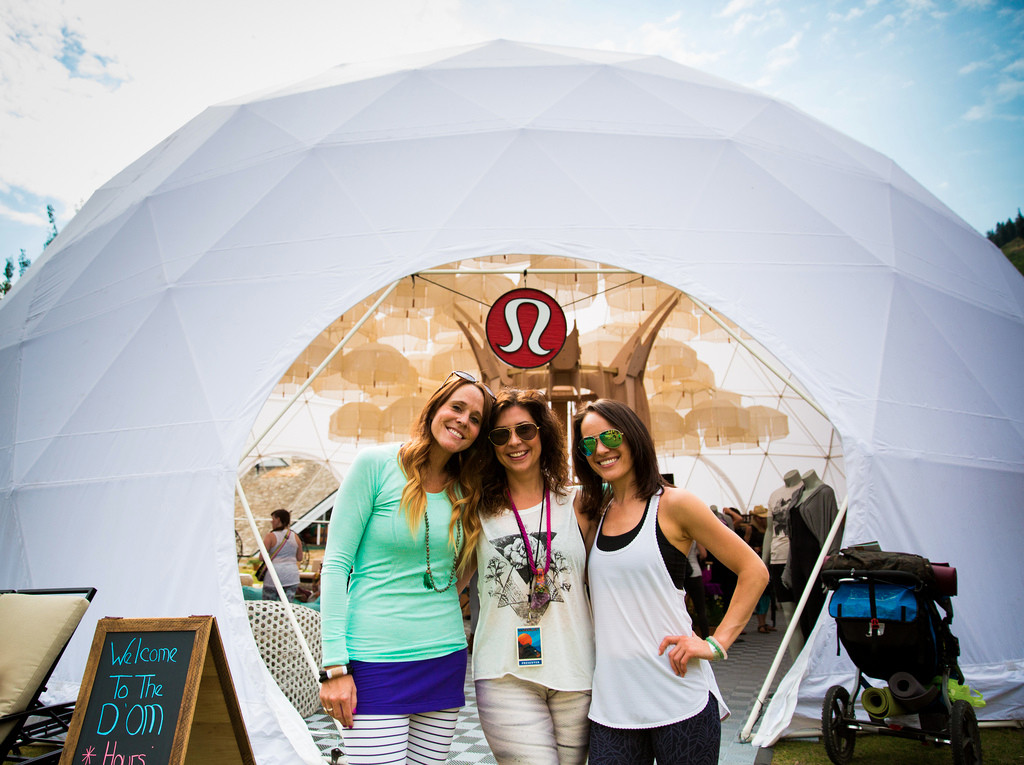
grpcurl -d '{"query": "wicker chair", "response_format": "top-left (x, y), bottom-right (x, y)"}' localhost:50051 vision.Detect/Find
top-left (245, 601), bottom-right (322, 718)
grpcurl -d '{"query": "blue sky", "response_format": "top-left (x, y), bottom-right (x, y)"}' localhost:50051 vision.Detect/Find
top-left (1, 0), bottom-right (1022, 279)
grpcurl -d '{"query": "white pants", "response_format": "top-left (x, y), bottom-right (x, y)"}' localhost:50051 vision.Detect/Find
top-left (475, 676), bottom-right (591, 765)
top-left (340, 708), bottom-right (459, 765)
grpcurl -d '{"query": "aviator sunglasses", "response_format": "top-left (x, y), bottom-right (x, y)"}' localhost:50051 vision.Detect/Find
top-left (577, 429), bottom-right (624, 456)
top-left (443, 370), bottom-right (495, 400)
top-left (488, 422), bottom-right (540, 446)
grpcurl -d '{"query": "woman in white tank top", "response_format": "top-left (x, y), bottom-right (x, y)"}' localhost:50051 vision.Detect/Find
top-left (571, 399), bottom-right (769, 765)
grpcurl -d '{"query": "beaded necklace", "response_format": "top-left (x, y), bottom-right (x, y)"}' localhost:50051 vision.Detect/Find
top-left (422, 508), bottom-right (463, 592)
top-left (507, 486), bottom-right (552, 610)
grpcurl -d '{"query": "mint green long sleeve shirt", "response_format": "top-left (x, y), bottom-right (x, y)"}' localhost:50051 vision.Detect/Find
top-left (321, 443), bottom-right (467, 666)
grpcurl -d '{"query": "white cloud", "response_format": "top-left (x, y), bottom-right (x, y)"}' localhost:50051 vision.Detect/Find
top-left (718, 0), bottom-right (760, 19)
top-left (626, 13), bottom-right (724, 69)
top-left (995, 78), bottom-right (1024, 99)
top-left (1003, 58), bottom-right (1024, 74)
top-left (764, 30), bottom-right (801, 76)
top-left (962, 103), bottom-right (989, 121)
top-left (961, 66), bottom-right (1024, 123)
top-left (959, 60), bottom-right (986, 75)
top-left (900, 0), bottom-right (937, 22)
top-left (0, 0), bottom-right (478, 213)
top-left (0, 201), bottom-right (48, 227)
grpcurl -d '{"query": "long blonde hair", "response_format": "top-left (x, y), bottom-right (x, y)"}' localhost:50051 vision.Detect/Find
top-left (398, 375), bottom-right (493, 574)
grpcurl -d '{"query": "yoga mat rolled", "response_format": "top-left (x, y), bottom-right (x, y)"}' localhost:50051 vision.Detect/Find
top-left (889, 672), bottom-right (940, 712)
top-left (861, 687), bottom-right (907, 718)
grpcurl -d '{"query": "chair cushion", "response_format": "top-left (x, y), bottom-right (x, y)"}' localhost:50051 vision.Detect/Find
top-left (246, 601), bottom-right (322, 717)
top-left (0, 593), bottom-right (90, 741)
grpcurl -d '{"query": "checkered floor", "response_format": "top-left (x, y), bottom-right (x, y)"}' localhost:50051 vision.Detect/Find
top-left (305, 613), bottom-right (793, 764)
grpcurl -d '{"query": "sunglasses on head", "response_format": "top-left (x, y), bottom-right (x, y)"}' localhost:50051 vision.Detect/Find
top-left (443, 370), bottom-right (495, 400)
top-left (577, 429), bottom-right (624, 456)
top-left (488, 422), bottom-right (539, 446)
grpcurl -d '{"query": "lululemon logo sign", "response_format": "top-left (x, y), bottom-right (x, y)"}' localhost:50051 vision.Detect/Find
top-left (486, 288), bottom-right (567, 369)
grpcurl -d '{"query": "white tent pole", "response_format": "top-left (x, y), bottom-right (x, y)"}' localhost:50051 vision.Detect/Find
top-left (420, 267), bottom-right (631, 274)
top-left (739, 494), bottom-right (849, 742)
top-left (236, 477), bottom-right (321, 680)
top-left (241, 279), bottom-right (401, 463)
top-left (687, 294), bottom-right (828, 421)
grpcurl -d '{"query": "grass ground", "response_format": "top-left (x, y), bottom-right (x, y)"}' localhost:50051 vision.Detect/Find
top-left (770, 726), bottom-right (1024, 764)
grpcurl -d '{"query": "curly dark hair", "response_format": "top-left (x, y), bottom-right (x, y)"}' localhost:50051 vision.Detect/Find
top-left (571, 398), bottom-right (667, 520)
top-left (478, 388), bottom-right (570, 516)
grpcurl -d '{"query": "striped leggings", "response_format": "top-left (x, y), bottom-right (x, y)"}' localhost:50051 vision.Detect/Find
top-left (339, 708), bottom-right (459, 765)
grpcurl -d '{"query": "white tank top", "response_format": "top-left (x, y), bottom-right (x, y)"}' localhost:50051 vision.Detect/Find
top-left (472, 487), bottom-right (595, 690)
top-left (588, 492), bottom-right (728, 728)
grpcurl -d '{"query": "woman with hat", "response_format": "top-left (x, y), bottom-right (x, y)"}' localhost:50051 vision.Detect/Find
top-left (748, 505), bottom-right (775, 633)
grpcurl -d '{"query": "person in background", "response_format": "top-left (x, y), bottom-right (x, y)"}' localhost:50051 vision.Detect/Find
top-left (573, 399), bottom-right (768, 765)
top-left (470, 388), bottom-right (595, 765)
top-left (684, 538), bottom-right (710, 639)
top-left (748, 505), bottom-right (775, 633)
top-left (318, 371), bottom-right (494, 765)
top-left (260, 508), bottom-right (303, 602)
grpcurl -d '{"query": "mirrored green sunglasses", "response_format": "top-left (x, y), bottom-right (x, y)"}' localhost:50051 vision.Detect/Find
top-left (578, 429), bottom-right (624, 456)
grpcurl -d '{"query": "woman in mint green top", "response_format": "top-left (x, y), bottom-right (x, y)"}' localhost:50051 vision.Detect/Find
top-left (319, 372), bottom-right (493, 765)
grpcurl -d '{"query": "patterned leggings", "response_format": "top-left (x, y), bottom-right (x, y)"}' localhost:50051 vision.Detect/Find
top-left (340, 708), bottom-right (459, 765)
top-left (589, 693), bottom-right (719, 765)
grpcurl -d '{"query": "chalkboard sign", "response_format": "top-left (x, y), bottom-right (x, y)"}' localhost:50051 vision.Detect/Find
top-left (60, 616), bottom-right (254, 765)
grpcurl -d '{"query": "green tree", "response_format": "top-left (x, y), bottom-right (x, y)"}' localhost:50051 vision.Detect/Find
top-left (987, 209), bottom-right (1023, 248)
top-left (44, 204), bottom-right (59, 248)
top-left (1, 258), bottom-right (14, 296)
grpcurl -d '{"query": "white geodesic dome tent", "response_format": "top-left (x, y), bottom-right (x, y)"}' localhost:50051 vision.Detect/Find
top-left (1, 40), bottom-right (1022, 762)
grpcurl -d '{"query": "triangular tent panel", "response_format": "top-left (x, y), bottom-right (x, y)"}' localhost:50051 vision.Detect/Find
top-left (1, 41), bottom-right (1022, 763)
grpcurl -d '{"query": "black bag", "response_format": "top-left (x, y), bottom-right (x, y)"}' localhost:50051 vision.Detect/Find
top-left (822, 547), bottom-right (936, 592)
top-left (255, 562), bottom-right (267, 581)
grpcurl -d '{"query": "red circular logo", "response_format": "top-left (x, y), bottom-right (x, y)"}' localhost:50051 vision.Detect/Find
top-left (486, 288), bottom-right (567, 369)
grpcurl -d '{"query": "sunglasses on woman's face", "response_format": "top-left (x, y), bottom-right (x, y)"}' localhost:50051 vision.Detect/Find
top-left (443, 370), bottom-right (495, 400)
top-left (488, 422), bottom-right (539, 446)
top-left (577, 429), bottom-right (624, 456)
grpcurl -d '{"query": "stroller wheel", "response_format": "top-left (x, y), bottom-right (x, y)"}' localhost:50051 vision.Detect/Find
top-left (950, 699), bottom-right (982, 765)
top-left (822, 685), bottom-right (856, 765)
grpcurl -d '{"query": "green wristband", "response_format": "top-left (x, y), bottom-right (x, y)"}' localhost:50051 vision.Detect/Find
top-left (705, 636), bottom-right (727, 661)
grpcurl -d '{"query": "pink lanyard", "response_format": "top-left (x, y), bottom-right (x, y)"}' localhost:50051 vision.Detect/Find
top-left (507, 487), bottom-right (552, 582)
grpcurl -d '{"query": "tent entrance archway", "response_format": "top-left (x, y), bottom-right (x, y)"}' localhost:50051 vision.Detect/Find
top-left (242, 253), bottom-right (845, 529)
top-left (238, 252), bottom-right (849, 746)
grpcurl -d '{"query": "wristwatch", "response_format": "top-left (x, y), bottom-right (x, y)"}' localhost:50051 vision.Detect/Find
top-left (319, 665), bottom-right (352, 683)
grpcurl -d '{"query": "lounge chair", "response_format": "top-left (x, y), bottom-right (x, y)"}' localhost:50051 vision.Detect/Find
top-left (0, 588), bottom-right (96, 764)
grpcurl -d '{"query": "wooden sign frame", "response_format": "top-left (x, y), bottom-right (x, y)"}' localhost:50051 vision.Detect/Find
top-left (60, 616), bottom-right (254, 765)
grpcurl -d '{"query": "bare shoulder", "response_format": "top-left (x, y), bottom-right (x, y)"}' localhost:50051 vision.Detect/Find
top-left (659, 486), bottom-right (708, 520)
top-left (658, 486), bottom-right (721, 543)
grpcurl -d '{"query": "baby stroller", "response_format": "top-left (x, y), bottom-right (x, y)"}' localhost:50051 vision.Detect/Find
top-left (818, 547), bottom-right (982, 765)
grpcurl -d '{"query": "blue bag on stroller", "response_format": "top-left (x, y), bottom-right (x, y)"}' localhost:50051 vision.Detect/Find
top-left (816, 547), bottom-right (981, 765)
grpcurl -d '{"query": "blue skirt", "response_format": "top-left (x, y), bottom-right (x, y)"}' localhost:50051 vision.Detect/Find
top-left (349, 649), bottom-right (467, 715)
